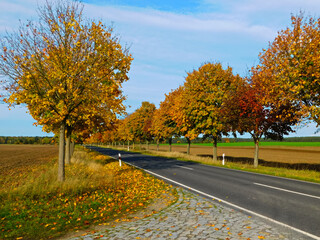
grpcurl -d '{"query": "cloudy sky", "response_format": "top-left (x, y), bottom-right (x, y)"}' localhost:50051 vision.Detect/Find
top-left (1, 0), bottom-right (320, 137)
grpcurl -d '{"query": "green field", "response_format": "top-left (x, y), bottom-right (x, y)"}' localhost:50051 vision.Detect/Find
top-left (170, 142), bottom-right (320, 147)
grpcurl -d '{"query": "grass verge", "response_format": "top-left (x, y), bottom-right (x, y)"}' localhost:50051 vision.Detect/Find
top-left (0, 146), bottom-right (175, 240)
top-left (106, 146), bottom-right (320, 184)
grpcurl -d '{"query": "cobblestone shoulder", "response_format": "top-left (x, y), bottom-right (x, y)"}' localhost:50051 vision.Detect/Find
top-left (67, 188), bottom-right (309, 240)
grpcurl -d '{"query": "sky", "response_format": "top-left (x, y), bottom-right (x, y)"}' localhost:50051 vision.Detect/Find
top-left (1, 0), bottom-right (320, 137)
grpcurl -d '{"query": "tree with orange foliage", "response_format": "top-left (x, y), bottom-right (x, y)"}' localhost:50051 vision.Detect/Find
top-left (257, 14), bottom-right (319, 127)
top-left (169, 86), bottom-right (196, 154)
top-left (0, 1), bottom-right (132, 181)
top-left (128, 102), bottom-right (156, 149)
top-left (152, 88), bottom-right (181, 151)
top-left (183, 62), bottom-right (241, 160)
top-left (224, 70), bottom-right (301, 167)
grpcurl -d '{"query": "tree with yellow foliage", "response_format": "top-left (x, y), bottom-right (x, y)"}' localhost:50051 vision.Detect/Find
top-left (183, 62), bottom-right (241, 160)
top-left (0, 0), bottom-right (132, 181)
top-left (257, 14), bottom-right (319, 126)
top-left (128, 102), bottom-right (156, 149)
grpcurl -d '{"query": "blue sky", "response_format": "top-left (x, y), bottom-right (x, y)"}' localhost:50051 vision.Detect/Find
top-left (1, 0), bottom-right (320, 137)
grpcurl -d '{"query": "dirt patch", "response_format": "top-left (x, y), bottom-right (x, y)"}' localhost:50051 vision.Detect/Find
top-left (0, 144), bottom-right (58, 176)
top-left (144, 145), bottom-right (320, 171)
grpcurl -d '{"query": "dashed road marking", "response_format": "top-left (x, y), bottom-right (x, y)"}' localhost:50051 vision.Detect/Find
top-left (175, 165), bottom-right (193, 170)
top-left (254, 182), bottom-right (320, 200)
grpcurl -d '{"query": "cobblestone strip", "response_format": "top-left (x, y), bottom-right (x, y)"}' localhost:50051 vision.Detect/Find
top-left (68, 188), bottom-right (307, 240)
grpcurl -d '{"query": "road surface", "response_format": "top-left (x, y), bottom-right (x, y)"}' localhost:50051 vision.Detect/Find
top-left (87, 146), bottom-right (320, 239)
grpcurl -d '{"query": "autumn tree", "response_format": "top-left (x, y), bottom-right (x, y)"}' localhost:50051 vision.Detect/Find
top-left (257, 14), bottom-right (319, 126)
top-left (116, 118), bottom-right (126, 147)
top-left (151, 88), bottom-right (181, 151)
top-left (0, 0), bottom-right (132, 181)
top-left (224, 71), bottom-right (301, 167)
top-left (122, 116), bottom-right (135, 148)
top-left (169, 86), bottom-right (196, 154)
top-left (128, 102), bottom-right (156, 149)
top-left (151, 109), bottom-right (164, 151)
top-left (183, 62), bottom-right (241, 160)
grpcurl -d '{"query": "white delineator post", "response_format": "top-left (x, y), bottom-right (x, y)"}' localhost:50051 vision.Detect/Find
top-left (222, 153), bottom-right (225, 165)
top-left (118, 153), bottom-right (122, 167)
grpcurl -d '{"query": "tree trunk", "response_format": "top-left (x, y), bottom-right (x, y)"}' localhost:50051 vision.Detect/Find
top-left (186, 137), bottom-right (191, 155)
top-left (169, 138), bottom-right (172, 152)
top-left (157, 139), bottom-right (159, 151)
top-left (133, 142), bottom-right (135, 150)
top-left (147, 140), bottom-right (149, 150)
top-left (65, 135), bottom-right (70, 165)
top-left (58, 121), bottom-right (66, 182)
top-left (65, 127), bottom-right (72, 165)
top-left (213, 136), bottom-right (218, 161)
top-left (70, 141), bottom-right (75, 158)
top-left (254, 138), bottom-right (259, 168)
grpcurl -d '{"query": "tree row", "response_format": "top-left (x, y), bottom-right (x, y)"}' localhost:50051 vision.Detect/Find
top-left (88, 14), bottom-right (320, 168)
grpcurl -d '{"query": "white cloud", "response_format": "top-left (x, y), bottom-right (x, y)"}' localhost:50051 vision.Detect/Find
top-left (84, 3), bottom-right (275, 40)
top-left (0, 0), bottom-right (45, 32)
top-left (204, 0), bottom-right (320, 13)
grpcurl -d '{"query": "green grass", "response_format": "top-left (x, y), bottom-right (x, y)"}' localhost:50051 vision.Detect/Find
top-left (168, 142), bottom-right (320, 147)
top-left (0, 147), bottom-right (175, 240)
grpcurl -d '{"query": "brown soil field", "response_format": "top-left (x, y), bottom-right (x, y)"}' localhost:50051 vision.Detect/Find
top-left (0, 144), bottom-right (59, 176)
top-left (146, 145), bottom-right (320, 171)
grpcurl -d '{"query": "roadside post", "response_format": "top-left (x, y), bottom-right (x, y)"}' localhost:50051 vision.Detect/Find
top-left (222, 153), bottom-right (225, 165)
top-left (118, 153), bottom-right (122, 167)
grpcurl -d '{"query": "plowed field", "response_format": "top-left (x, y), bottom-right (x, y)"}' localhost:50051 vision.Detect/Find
top-left (0, 144), bottom-right (58, 176)
top-left (147, 144), bottom-right (320, 170)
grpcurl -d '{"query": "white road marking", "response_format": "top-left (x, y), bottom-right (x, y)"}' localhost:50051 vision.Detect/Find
top-left (175, 165), bottom-right (193, 170)
top-left (254, 183), bottom-right (320, 200)
top-left (124, 161), bottom-right (320, 240)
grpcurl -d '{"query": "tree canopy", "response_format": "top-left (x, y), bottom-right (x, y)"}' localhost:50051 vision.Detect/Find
top-left (183, 62), bottom-right (242, 160)
top-left (257, 14), bottom-right (320, 125)
top-left (0, 0), bottom-right (132, 181)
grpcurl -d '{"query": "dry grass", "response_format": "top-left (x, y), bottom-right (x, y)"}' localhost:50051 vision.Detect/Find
top-left (0, 144), bottom-right (59, 193)
top-left (110, 145), bottom-right (320, 183)
top-left (1, 146), bottom-right (174, 239)
top-left (0, 146), bottom-right (113, 200)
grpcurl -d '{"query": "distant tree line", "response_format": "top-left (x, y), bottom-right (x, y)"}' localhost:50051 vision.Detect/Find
top-left (0, 136), bottom-right (55, 144)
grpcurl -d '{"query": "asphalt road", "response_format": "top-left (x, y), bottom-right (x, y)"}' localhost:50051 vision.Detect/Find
top-left (87, 146), bottom-right (320, 239)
